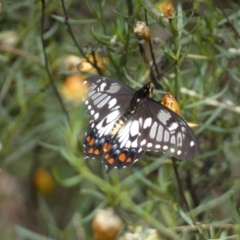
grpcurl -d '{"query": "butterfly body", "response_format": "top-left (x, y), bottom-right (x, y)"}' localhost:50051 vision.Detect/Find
top-left (83, 76), bottom-right (197, 173)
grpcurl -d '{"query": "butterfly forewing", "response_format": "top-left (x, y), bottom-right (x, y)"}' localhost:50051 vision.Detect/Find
top-left (83, 76), bottom-right (144, 171)
top-left (83, 76), bottom-right (134, 122)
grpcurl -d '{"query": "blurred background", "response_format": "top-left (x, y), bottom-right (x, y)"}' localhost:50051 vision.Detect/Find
top-left (0, 0), bottom-right (240, 239)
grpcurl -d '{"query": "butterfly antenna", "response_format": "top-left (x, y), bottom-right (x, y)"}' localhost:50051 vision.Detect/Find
top-left (161, 60), bottom-right (177, 76)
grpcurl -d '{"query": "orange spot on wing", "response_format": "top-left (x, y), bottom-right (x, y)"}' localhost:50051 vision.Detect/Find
top-left (93, 149), bottom-right (100, 155)
top-left (108, 158), bottom-right (114, 165)
top-left (86, 136), bottom-right (91, 143)
top-left (88, 148), bottom-right (94, 154)
top-left (126, 157), bottom-right (132, 163)
top-left (119, 153), bottom-right (126, 162)
top-left (104, 154), bottom-right (110, 160)
top-left (89, 138), bottom-right (95, 146)
top-left (103, 143), bottom-right (112, 152)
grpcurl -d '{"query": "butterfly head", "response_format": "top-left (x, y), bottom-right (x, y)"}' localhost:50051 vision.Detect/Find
top-left (129, 82), bottom-right (155, 112)
top-left (142, 82), bottom-right (154, 99)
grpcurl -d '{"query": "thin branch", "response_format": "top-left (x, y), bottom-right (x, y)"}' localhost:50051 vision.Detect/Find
top-left (144, 8), bottom-right (162, 89)
top-left (126, 0), bottom-right (133, 16)
top-left (172, 158), bottom-right (192, 214)
top-left (175, 223), bottom-right (240, 233)
top-left (40, 0), bottom-right (70, 125)
top-left (172, 158), bottom-right (204, 239)
top-left (60, 0), bottom-right (103, 75)
top-left (216, 0), bottom-right (240, 40)
top-left (0, 45), bottom-right (43, 65)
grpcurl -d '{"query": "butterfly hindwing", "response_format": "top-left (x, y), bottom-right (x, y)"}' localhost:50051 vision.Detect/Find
top-left (84, 120), bottom-right (145, 173)
top-left (134, 98), bottom-right (197, 159)
top-left (103, 141), bottom-right (144, 173)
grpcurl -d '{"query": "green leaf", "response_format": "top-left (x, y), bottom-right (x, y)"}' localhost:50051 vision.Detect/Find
top-left (51, 14), bottom-right (97, 25)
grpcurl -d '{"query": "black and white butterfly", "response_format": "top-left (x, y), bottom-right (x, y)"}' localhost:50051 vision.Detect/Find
top-left (83, 76), bottom-right (197, 173)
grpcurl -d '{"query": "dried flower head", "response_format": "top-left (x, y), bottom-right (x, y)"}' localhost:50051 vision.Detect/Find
top-left (60, 74), bottom-right (88, 105)
top-left (79, 53), bottom-right (106, 73)
top-left (33, 168), bottom-right (55, 195)
top-left (156, 0), bottom-right (175, 19)
top-left (161, 93), bottom-right (181, 116)
top-left (134, 21), bottom-right (150, 42)
top-left (161, 93), bottom-right (198, 128)
top-left (92, 208), bottom-right (123, 240)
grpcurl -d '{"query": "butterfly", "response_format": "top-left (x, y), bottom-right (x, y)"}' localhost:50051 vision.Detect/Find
top-left (83, 76), bottom-right (198, 173)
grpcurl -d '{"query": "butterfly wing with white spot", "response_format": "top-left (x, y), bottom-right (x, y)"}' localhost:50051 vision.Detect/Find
top-left (83, 76), bottom-right (134, 122)
top-left (100, 118), bottom-right (145, 172)
top-left (84, 116), bottom-right (145, 172)
top-left (83, 76), bottom-right (141, 171)
top-left (134, 98), bottom-right (197, 160)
